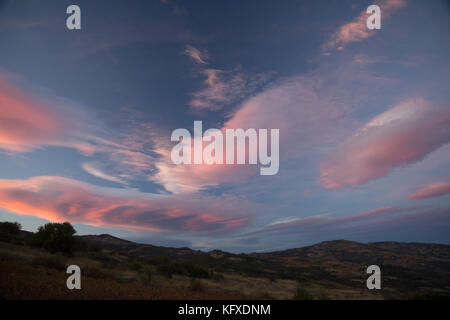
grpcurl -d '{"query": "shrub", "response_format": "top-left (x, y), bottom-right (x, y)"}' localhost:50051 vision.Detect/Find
top-left (89, 251), bottom-right (120, 269)
top-left (73, 236), bottom-right (88, 251)
top-left (83, 266), bottom-right (109, 279)
top-left (141, 269), bottom-right (152, 285)
top-left (258, 292), bottom-right (274, 299)
top-left (129, 260), bottom-right (143, 271)
top-left (31, 222), bottom-right (79, 255)
top-left (0, 221), bottom-right (21, 234)
top-left (211, 272), bottom-right (225, 282)
top-left (318, 287), bottom-right (330, 300)
top-left (32, 255), bottom-right (67, 271)
top-left (88, 243), bottom-right (101, 252)
top-left (0, 251), bottom-right (10, 262)
top-left (148, 256), bottom-right (169, 265)
top-left (293, 285), bottom-right (313, 300)
top-left (188, 279), bottom-right (205, 292)
top-left (157, 261), bottom-right (210, 279)
top-left (185, 263), bottom-right (210, 279)
top-left (404, 291), bottom-right (450, 300)
top-left (157, 263), bottom-right (180, 278)
top-left (0, 222), bottom-right (22, 243)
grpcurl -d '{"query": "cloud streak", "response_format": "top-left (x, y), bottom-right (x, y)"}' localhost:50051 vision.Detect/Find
top-left (321, 99), bottom-right (450, 189)
top-left (183, 45), bottom-right (208, 64)
top-left (0, 73), bottom-right (163, 186)
top-left (244, 205), bottom-right (443, 237)
top-left (324, 0), bottom-right (407, 51)
top-left (183, 45), bottom-right (271, 112)
top-left (408, 181), bottom-right (450, 200)
top-left (0, 176), bottom-right (251, 234)
top-left (0, 74), bottom-right (66, 152)
top-left (81, 162), bottom-right (129, 186)
top-left (189, 69), bottom-right (270, 111)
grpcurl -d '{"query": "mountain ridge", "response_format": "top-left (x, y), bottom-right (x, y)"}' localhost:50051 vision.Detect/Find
top-left (81, 233), bottom-right (450, 255)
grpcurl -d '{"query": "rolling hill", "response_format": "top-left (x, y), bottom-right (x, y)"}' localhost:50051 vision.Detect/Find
top-left (1, 229), bottom-right (449, 299)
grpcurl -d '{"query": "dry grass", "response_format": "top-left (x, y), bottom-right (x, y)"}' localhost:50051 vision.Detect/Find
top-left (0, 258), bottom-right (251, 300)
top-left (0, 243), bottom-right (250, 300)
top-left (0, 242), bottom-right (385, 300)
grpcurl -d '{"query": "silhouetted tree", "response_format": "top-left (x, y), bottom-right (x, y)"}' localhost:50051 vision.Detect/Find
top-left (0, 221), bottom-right (21, 234)
top-left (32, 222), bottom-right (77, 255)
top-left (0, 221), bottom-right (22, 243)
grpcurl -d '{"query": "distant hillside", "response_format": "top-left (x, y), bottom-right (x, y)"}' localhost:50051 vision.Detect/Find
top-left (80, 235), bottom-right (450, 298)
top-left (252, 240), bottom-right (450, 295)
top-left (1, 226), bottom-right (449, 299)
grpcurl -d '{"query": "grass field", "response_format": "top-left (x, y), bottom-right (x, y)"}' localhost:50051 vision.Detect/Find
top-left (0, 241), bottom-right (385, 300)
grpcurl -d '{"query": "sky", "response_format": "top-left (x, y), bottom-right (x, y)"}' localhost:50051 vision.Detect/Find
top-left (0, 0), bottom-right (449, 253)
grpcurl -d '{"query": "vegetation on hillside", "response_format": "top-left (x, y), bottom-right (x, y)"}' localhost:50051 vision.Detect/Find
top-left (1, 221), bottom-right (449, 300)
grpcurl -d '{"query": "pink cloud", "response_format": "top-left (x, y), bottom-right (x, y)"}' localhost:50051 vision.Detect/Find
top-left (408, 181), bottom-right (450, 200)
top-left (321, 99), bottom-right (450, 189)
top-left (0, 176), bottom-right (251, 234)
top-left (183, 45), bottom-right (208, 64)
top-left (0, 73), bottom-right (228, 191)
top-left (0, 73), bottom-right (112, 156)
top-left (0, 74), bottom-right (66, 152)
top-left (190, 70), bottom-right (243, 111)
top-left (324, 0), bottom-right (407, 50)
top-left (183, 44), bottom-right (271, 112)
top-left (0, 74), bottom-right (164, 185)
top-left (155, 45), bottom-right (395, 194)
top-left (151, 66), bottom-right (370, 193)
top-left (188, 69), bottom-right (270, 112)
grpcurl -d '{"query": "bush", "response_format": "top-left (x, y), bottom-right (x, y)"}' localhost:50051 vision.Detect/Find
top-left (157, 263), bottom-right (179, 278)
top-left (157, 261), bottom-right (210, 279)
top-left (83, 266), bottom-right (109, 279)
top-left (0, 251), bottom-right (10, 262)
top-left (141, 269), bottom-right (152, 285)
top-left (211, 272), bottom-right (225, 282)
top-left (88, 243), bottom-right (101, 252)
top-left (293, 285), bottom-right (313, 300)
top-left (185, 263), bottom-right (210, 279)
top-left (188, 279), bottom-right (205, 292)
top-left (32, 255), bottom-right (67, 271)
top-left (0, 221), bottom-right (21, 234)
top-left (0, 222), bottom-right (22, 243)
top-left (318, 288), bottom-right (330, 300)
top-left (258, 292), bottom-right (274, 299)
top-left (31, 222), bottom-right (79, 255)
top-left (404, 291), bottom-right (450, 300)
top-left (129, 260), bottom-right (143, 271)
top-left (148, 256), bottom-right (169, 265)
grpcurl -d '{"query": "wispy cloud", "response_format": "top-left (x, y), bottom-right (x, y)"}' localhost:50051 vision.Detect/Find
top-left (243, 205), bottom-right (438, 237)
top-left (0, 176), bottom-right (252, 234)
top-left (0, 73), bottom-right (162, 186)
top-left (323, 0), bottom-right (407, 51)
top-left (189, 69), bottom-right (270, 111)
top-left (0, 74), bottom-right (67, 152)
top-left (81, 162), bottom-right (129, 186)
top-left (151, 61), bottom-right (378, 193)
top-left (321, 99), bottom-right (450, 189)
top-left (183, 45), bottom-right (208, 64)
top-left (183, 45), bottom-right (271, 112)
top-left (408, 181), bottom-right (450, 200)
